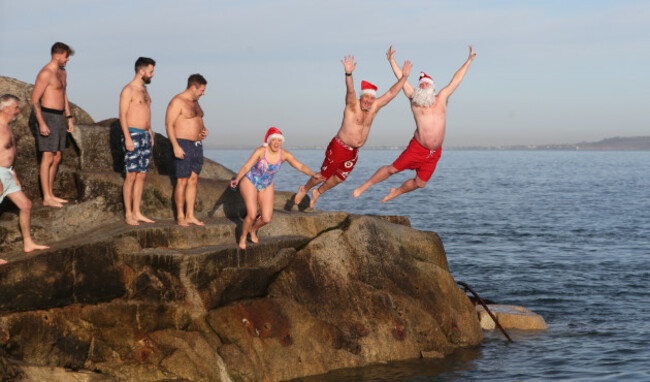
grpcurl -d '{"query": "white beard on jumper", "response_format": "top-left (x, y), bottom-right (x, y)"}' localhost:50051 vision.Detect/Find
top-left (411, 87), bottom-right (436, 107)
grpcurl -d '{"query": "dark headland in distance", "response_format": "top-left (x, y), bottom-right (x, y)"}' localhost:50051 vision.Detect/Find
top-left (208, 136), bottom-right (650, 151)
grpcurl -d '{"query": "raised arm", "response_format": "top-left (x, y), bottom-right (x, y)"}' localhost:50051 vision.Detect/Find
top-left (119, 86), bottom-right (134, 151)
top-left (230, 147), bottom-right (264, 188)
top-left (165, 98), bottom-right (185, 159)
top-left (438, 45), bottom-right (476, 103)
top-left (341, 55), bottom-right (358, 107)
top-left (387, 45), bottom-right (415, 98)
top-left (283, 150), bottom-right (316, 177)
top-left (375, 60), bottom-right (412, 109)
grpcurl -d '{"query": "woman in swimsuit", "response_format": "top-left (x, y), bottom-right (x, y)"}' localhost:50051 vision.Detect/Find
top-left (230, 127), bottom-right (317, 249)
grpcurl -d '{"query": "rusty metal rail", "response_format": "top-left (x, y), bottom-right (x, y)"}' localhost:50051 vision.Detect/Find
top-left (457, 281), bottom-right (513, 343)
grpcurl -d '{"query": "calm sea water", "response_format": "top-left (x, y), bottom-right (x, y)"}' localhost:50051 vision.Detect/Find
top-left (206, 149), bottom-right (650, 381)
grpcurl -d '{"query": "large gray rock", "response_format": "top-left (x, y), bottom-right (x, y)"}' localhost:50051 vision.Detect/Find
top-left (0, 76), bottom-right (482, 381)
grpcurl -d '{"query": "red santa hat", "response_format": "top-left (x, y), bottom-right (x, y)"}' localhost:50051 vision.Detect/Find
top-left (360, 80), bottom-right (377, 97)
top-left (264, 127), bottom-right (284, 146)
top-left (419, 72), bottom-right (434, 87)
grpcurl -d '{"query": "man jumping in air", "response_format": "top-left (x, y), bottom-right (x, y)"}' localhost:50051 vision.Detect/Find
top-left (353, 45), bottom-right (476, 202)
top-left (294, 54), bottom-right (412, 208)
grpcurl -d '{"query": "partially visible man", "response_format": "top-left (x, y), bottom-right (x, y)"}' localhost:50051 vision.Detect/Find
top-left (353, 45), bottom-right (476, 202)
top-left (31, 42), bottom-right (75, 208)
top-left (166, 74), bottom-right (209, 226)
top-left (294, 54), bottom-right (412, 208)
top-left (1, 94), bottom-right (50, 261)
top-left (119, 57), bottom-right (156, 226)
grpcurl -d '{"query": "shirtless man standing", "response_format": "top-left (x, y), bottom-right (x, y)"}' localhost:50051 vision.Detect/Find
top-left (119, 57), bottom-right (156, 226)
top-left (353, 45), bottom-right (476, 202)
top-left (294, 54), bottom-right (412, 208)
top-left (1, 94), bottom-right (49, 261)
top-left (31, 42), bottom-right (75, 208)
top-left (166, 74), bottom-right (209, 226)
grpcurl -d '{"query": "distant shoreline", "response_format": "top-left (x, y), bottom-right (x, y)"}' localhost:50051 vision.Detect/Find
top-left (204, 136), bottom-right (650, 151)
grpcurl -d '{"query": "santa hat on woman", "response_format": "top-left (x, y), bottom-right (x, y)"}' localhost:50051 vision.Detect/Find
top-left (264, 127), bottom-right (284, 146)
top-left (360, 80), bottom-right (378, 96)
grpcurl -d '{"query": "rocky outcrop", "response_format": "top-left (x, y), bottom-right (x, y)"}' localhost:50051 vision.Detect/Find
top-left (0, 76), bottom-right (482, 381)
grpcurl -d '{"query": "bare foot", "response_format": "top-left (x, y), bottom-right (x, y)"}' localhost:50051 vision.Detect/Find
top-left (134, 214), bottom-right (155, 223)
top-left (238, 236), bottom-right (247, 250)
top-left (24, 242), bottom-right (50, 253)
top-left (381, 188), bottom-right (400, 203)
top-left (294, 185), bottom-right (308, 205)
top-left (125, 216), bottom-right (140, 226)
top-left (309, 188), bottom-right (321, 208)
top-left (250, 230), bottom-right (259, 244)
top-left (53, 196), bottom-right (69, 203)
top-left (0, 259), bottom-right (7, 266)
top-left (43, 198), bottom-right (63, 208)
top-left (177, 218), bottom-right (190, 227)
top-left (187, 217), bottom-right (205, 226)
top-left (352, 185), bottom-right (368, 198)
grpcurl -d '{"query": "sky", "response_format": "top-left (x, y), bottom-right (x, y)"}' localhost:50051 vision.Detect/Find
top-left (1, 0), bottom-right (649, 148)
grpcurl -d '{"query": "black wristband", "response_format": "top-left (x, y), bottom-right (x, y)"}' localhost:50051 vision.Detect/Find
top-left (65, 115), bottom-right (73, 119)
top-left (345, 72), bottom-right (352, 77)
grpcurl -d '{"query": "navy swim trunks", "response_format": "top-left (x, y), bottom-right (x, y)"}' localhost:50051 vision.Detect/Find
top-left (175, 138), bottom-right (204, 178)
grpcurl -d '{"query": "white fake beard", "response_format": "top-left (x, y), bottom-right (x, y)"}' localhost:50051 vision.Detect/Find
top-left (411, 87), bottom-right (436, 107)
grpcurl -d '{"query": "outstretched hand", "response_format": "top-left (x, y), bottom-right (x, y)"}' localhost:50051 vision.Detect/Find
top-left (386, 45), bottom-right (396, 61)
top-left (402, 60), bottom-right (412, 78)
top-left (341, 55), bottom-right (357, 74)
top-left (468, 45), bottom-right (476, 60)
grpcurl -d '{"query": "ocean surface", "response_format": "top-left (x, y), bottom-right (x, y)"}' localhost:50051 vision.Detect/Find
top-left (206, 149), bottom-right (650, 382)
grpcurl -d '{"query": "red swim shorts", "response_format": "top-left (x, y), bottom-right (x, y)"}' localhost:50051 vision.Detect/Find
top-left (320, 136), bottom-right (359, 181)
top-left (392, 137), bottom-right (442, 182)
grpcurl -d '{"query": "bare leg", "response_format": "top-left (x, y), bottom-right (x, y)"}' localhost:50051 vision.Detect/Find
top-left (238, 178), bottom-right (259, 250)
top-left (0, 259), bottom-right (7, 265)
top-left (295, 173), bottom-right (324, 205)
top-left (250, 184), bottom-right (274, 243)
top-left (175, 177), bottom-right (189, 226)
top-left (185, 172), bottom-right (204, 226)
top-left (310, 175), bottom-right (342, 208)
top-left (7, 191), bottom-right (49, 252)
top-left (123, 171), bottom-right (139, 226)
top-left (40, 151), bottom-right (62, 207)
top-left (50, 151), bottom-right (68, 203)
top-left (133, 172), bottom-right (154, 223)
top-left (381, 176), bottom-right (427, 203)
top-left (353, 165), bottom-right (398, 198)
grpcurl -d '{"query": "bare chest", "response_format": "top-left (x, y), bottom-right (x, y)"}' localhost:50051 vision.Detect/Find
top-left (135, 89), bottom-right (151, 105)
top-left (1, 127), bottom-right (15, 150)
top-left (51, 70), bottom-right (66, 90)
top-left (181, 100), bottom-right (202, 118)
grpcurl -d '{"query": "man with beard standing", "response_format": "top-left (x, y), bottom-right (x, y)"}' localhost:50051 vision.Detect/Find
top-left (353, 45), bottom-right (476, 203)
top-left (31, 42), bottom-right (75, 208)
top-left (166, 74), bottom-right (209, 227)
top-left (294, 54), bottom-right (412, 208)
top-left (119, 57), bottom-right (156, 226)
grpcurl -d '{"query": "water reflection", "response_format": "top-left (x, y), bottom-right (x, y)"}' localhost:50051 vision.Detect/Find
top-left (289, 346), bottom-right (484, 382)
